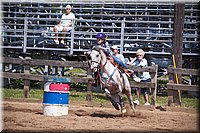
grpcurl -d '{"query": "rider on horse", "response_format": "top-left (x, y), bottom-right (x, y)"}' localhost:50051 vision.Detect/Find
top-left (87, 33), bottom-right (136, 112)
top-left (94, 33), bottom-right (131, 76)
top-left (85, 32), bottom-right (131, 86)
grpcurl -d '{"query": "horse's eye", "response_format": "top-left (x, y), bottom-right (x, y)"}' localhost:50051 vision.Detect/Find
top-left (96, 54), bottom-right (99, 58)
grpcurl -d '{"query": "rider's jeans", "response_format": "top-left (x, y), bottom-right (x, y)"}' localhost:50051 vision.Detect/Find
top-left (112, 55), bottom-right (128, 69)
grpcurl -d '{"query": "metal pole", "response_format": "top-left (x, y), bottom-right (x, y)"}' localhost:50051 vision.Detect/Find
top-left (70, 19), bottom-right (75, 55)
top-left (23, 17), bottom-right (28, 53)
top-left (120, 18), bottom-right (125, 55)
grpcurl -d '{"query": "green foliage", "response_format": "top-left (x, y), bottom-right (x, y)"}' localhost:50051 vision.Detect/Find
top-left (181, 97), bottom-right (200, 109)
top-left (29, 89), bottom-right (44, 99)
top-left (156, 96), bottom-right (168, 106)
top-left (68, 68), bottom-right (86, 73)
top-left (157, 79), bottom-right (168, 85)
top-left (3, 88), bottom-right (24, 98)
top-left (69, 90), bottom-right (86, 101)
top-left (157, 79), bottom-right (168, 96)
top-left (2, 88), bottom-right (43, 99)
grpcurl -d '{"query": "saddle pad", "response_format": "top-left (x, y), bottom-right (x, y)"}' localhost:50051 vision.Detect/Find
top-left (49, 83), bottom-right (70, 92)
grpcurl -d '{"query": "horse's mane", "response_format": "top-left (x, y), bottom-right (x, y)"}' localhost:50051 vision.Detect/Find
top-left (92, 46), bottom-right (108, 60)
top-left (92, 46), bottom-right (101, 53)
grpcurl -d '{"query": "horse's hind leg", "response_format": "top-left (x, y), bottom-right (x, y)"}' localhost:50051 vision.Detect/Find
top-left (123, 74), bottom-right (136, 114)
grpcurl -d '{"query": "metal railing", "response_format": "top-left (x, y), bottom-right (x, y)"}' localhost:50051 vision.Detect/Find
top-left (1, 1), bottom-right (199, 56)
top-left (1, 17), bottom-right (199, 56)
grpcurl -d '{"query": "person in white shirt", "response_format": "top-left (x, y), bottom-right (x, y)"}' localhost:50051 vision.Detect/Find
top-left (53, 5), bottom-right (75, 45)
top-left (127, 49), bottom-right (151, 106)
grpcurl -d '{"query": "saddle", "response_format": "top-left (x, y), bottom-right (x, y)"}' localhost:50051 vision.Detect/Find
top-left (108, 57), bottom-right (133, 77)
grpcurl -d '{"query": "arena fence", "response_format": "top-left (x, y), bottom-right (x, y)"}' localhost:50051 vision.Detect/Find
top-left (2, 57), bottom-right (158, 107)
top-left (167, 66), bottom-right (200, 106)
top-left (1, 56), bottom-right (94, 100)
top-left (2, 57), bottom-right (199, 108)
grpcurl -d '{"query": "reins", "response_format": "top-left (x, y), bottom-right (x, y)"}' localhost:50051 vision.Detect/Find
top-left (97, 55), bottom-right (117, 86)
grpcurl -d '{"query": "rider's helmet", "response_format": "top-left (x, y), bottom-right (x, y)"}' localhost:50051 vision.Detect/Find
top-left (96, 33), bottom-right (106, 40)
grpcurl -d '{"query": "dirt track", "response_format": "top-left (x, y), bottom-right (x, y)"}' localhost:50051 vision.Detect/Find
top-left (2, 98), bottom-right (199, 133)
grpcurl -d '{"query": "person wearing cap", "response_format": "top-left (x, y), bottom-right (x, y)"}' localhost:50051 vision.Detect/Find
top-left (94, 33), bottom-right (128, 70)
top-left (53, 5), bottom-right (75, 45)
top-left (111, 45), bottom-right (125, 63)
top-left (128, 49), bottom-right (151, 106)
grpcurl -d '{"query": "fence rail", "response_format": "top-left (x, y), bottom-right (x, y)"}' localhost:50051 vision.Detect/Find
top-left (128, 64), bottom-right (158, 108)
top-left (167, 67), bottom-right (200, 106)
top-left (1, 57), bottom-right (94, 100)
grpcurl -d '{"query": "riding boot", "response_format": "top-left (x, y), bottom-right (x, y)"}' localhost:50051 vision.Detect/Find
top-left (92, 82), bottom-right (98, 87)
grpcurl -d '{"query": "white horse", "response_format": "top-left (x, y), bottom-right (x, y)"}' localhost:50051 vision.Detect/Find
top-left (89, 46), bottom-right (135, 114)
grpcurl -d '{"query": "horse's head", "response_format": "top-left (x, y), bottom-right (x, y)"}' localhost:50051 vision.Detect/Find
top-left (89, 46), bottom-right (101, 72)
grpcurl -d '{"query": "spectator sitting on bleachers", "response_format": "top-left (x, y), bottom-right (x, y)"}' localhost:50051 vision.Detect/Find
top-left (53, 4), bottom-right (75, 45)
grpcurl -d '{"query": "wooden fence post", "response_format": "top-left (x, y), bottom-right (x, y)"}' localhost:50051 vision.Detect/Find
top-left (167, 66), bottom-right (181, 106)
top-left (86, 68), bottom-right (93, 102)
top-left (23, 57), bottom-right (31, 98)
top-left (151, 65), bottom-right (158, 109)
top-left (167, 72), bottom-right (174, 106)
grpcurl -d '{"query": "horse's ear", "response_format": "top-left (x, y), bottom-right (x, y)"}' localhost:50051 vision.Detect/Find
top-left (92, 46), bottom-right (96, 50)
top-left (92, 46), bottom-right (100, 52)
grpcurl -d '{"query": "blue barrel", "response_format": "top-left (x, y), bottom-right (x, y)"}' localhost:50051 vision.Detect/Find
top-left (43, 91), bottom-right (69, 116)
top-left (43, 91), bottom-right (69, 105)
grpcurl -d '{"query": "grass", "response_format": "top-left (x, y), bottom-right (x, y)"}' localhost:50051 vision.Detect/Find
top-left (2, 88), bottom-right (199, 109)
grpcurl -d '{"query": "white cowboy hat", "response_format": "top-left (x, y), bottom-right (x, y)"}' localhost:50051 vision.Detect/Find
top-left (111, 45), bottom-right (118, 50)
top-left (65, 5), bottom-right (72, 10)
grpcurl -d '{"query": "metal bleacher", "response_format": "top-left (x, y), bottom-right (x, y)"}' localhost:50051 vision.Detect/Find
top-left (1, 0), bottom-right (199, 61)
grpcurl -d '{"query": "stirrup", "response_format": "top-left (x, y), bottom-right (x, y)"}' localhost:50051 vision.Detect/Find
top-left (124, 70), bottom-right (131, 77)
top-left (125, 69), bottom-right (134, 77)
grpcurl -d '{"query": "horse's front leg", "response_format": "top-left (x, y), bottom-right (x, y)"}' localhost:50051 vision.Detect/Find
top-left (125, 88), bottom-right (136, 114)
top-left (118, 90), bottom-right (126, 114)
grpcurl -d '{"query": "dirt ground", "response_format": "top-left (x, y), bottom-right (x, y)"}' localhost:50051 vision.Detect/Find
top-left (2, 98), bottom-right (199, 133)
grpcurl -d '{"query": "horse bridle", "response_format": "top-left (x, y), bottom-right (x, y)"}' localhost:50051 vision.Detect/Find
top-left (90, 48), bottom-right (118, 86)
top-left (90, 48), bottom-right (108, 70)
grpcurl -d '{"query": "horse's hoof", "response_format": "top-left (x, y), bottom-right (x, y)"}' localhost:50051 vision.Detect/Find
top-left (112, 103), bottom-right (120, 110)
top-left (122, 108), bottom-right (126, 114)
